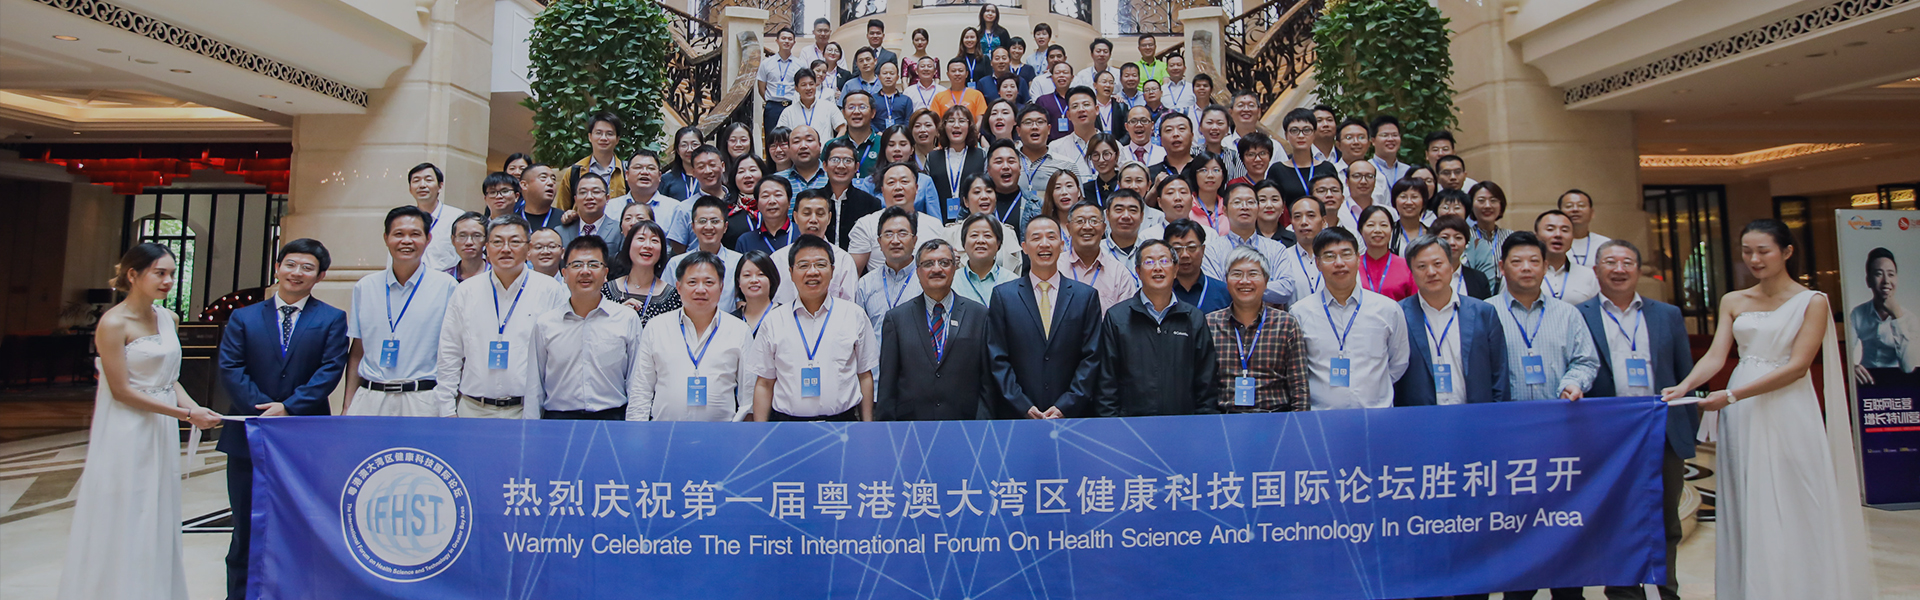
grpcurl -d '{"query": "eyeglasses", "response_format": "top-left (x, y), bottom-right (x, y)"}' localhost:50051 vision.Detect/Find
top-left (1139, 258), bottom-right (1173, 268)
top-left (794, 260), bottom-right (833, 272)
top-left (1599, 258), bottom-right (1639, 269)
top-left (880, 230), bottom-right (914, 241)
top-left (1285, 127), bottom-right (1314, 136)
top-left (1348, 173), bottom-right (1377, 180)
top-left (1127, 117), bottom-right (1155, 124)
top-left (917, 258), bottom-right (957, 269)
top-left (1170, 243), bottom-right (1203, 253)
top-left (1070, 216), bottom-right (1104, 227)
top-left (488, 239), bottom-right (527, 249)
top-left (694, 217), bottom-right (726, 227)
top-left (486, 189), bottom-right (517, 198)
top-left (454, 232), bottom-right (486, 242)
top-left (1340, 134), bottom-right (1369, 142)
top-left (565, 260), bottom-right (607, 270)
top-left (826, 156), bottom-right (857, 165)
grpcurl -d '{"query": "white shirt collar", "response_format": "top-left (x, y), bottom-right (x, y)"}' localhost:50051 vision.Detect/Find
top-left (273, 294), bottom-right (310, 313)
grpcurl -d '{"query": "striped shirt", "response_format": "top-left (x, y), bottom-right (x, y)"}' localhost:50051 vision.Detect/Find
top-left (1493, 291), bottom-right (1601, 400)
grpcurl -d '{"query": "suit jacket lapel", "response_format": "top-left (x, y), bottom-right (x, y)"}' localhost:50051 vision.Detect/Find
top-left (1584, 302), bottom-right (1613, 366)
top-left (1014, 279), bottom-right (1050, 347)
top-left (1646, 301), bottom-right (1666, 381)
top-left (909, 297), bottom-right (942, 369)
top-left (1406, 302), bottom-right (1431, 378)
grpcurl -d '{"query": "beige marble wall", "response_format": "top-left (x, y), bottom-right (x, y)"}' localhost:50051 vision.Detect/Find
top-left (284, 0), bottom-right (496, 308)
top-left (1441, 0), bottom-right (1647, 292)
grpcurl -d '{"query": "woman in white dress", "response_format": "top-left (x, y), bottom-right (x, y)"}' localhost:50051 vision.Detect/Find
top-left (58, 243), bottom-right (221, 600)
top-left (1661, 220), bottom-right (1876, 600)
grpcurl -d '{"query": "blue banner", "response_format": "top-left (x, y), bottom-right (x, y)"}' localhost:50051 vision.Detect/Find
top-left (248, 397), bottom-right (1669, 599)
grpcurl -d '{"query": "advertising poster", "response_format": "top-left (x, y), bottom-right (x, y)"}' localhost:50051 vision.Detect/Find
top-left (1834, 209), bottom-right (1920, 508)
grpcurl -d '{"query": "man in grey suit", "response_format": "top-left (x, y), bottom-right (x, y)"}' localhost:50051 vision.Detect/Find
top-left (878, 239), bottom-right (995, 420)
top-left (557, 172), bottom-right (623, 252)
top-left (1578, 239), bottom-right (1698, 600)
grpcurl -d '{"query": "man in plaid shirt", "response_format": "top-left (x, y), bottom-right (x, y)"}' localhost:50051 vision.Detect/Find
top-left (1207, 245), bottom-right (1311, 412)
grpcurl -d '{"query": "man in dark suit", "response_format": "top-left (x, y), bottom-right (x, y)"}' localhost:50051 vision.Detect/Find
top-left (987, 215), bottom-right (1103, 419)
top-left (215, 239), bottom-right (349, 600)
top-left (1579, 239), bottom-right (1698, 600)
top-left (1396, 236), bottom-right (1509, 406)
top-left (879, 239), bottom-right (995, 420)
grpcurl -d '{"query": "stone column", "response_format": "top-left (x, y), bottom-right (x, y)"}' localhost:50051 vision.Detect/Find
top-left (1441, 0), bottom-right (1645, 290)
top-left (1179, 6), bottom-right (1228, 105)
top-left (723, 7), bottom-right (771, 147)
top-left (283, 0), bottom-right (495, 305)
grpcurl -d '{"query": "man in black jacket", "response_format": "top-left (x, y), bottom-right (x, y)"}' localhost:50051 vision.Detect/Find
top-left (878, 239), bottom-right (995, 420)
top-left (1096, 239), bottom-right (1218, 417)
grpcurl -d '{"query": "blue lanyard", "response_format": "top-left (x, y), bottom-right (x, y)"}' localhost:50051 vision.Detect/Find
top-left (882, 268), bottom-right (914, 309)
top-left (1543, 268), bottom-right (1571, 300)
top-left (927, 303), bottom-right (948, 362)
top-left (1604, 304), bottom-right (1644, 353)
top-left (1201, 200), bottom-right (1222, 230)
top-left (997, 196), bottom-right (1020, 223)
top-left (1071, 258), bottom-right (1101, 285)
top-left (1424, 304), bottom-right (1457, 361)
top-left (795, 301), bottom-right (834, 362)
top-left (877, 93), bottom-right (897, 128)
top-left (750, 303), bottom-right (777, 337)
top-left (491, 277), bottom-right (526, 336)
top-left (623, 278), bottom-right (656, 316)
top-left (1320, 291), bottom-right (1362, 353)
top-left (1505, 300), bottom-right (1545, 350)
top-left (1286, 156), bottom-right (1311, 191)
top-left (681, 319), bottom-right (717, 370)
top-left (1363, 254), bottom-right (1393, 293)
top-left (1233, 310), bottom-right (1265, 374)
top-left (1294, 248), bottom-right (1322, 294)
top-left (386, 273), bottom-right (420, 334)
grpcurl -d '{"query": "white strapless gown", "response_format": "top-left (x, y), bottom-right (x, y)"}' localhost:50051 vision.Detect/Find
top-left (57, 304), bottom-right (190, 600)
top-left (1718, 291), bottom-right (1876, 599)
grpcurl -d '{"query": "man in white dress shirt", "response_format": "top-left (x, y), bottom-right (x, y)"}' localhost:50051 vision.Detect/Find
top-left (605, 149), bottom-right (673, 236)
top-left (1558, 189), bottom-right (1613, 267)
top-left (630, 251), bottom-right (754, 421)
top-left (1533, 210), bottom-right (1601, 304)
top-left (1203, 183), bottom-right (1289, 282)
top-left (527, 235), bottom-right (642, 419)
top-left (435, 215), bottom-right (571, 418)
top-left (1290, 227), bottom-right (1409, 409)
top-left (849, 162), bottom-right (947, 273)
top-left (1070, 38), bottom-right (1120, 90)
top-left (665, 196), bottom-right (746, 313)
top-left (855, 207), bottom-right (925, 339)
top-left (1265, 196), bottom-right (1323, 307)
top-left (1160, 54), bottom-right (1195, 110)
top-left (776, 70), bottom-right (847, 139)
top-left (344, 206), bottom-right (460, 416)
top-left (1047, 86), bottom-right (1100, 181)
top-left (407, 163), bottom-right (464, 273)
top-left (751, 234), bottom-right (880, 421)
top-left (772, 190), bottom-right (859, 305)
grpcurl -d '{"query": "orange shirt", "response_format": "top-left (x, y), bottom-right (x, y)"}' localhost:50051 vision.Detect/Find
top-left (928, 88), bottom-right (987, 120)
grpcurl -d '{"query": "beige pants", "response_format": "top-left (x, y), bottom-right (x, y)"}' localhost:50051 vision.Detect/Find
top-left (345, 388), bottom-right (441, 417)
top-left (457, 394), bottom-right (524, 419)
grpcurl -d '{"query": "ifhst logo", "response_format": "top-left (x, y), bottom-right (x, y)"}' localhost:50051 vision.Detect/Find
top-left (340, 448), bottom-right (471, 582)
top-left (1849, 215), bottom-right (1883, 230)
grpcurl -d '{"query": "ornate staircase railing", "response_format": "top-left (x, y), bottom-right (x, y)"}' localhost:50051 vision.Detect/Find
top-left (703, 0), bottom-right (800, 35)
top-left (662, 4), bottom-right (729, 128)
top-left (1222, 0), bottom-right (1322, 109)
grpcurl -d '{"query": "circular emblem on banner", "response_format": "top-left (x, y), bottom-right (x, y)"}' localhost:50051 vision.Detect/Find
top-left (1901, 217), bottom-right (1911, 231)
top-left (340, 448), bottom-right (471, 582)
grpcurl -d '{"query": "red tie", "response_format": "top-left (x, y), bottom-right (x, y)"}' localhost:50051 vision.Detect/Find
top-left (1134, 147), bottom-right (1147, 163)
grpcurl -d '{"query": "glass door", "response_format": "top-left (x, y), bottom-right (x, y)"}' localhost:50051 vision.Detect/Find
top-left (1644, 185), bottom-right (1732, 335)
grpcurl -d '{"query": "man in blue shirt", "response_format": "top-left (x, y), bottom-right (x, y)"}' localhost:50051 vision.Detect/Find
top-left (1165, 219), bottom-right (1231, 313)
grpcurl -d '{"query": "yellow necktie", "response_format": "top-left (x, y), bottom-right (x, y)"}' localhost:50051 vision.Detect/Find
top-left (1037, 281), bottom-right (1054, 339)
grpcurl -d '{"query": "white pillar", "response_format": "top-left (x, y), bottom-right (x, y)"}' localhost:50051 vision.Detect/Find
top-left (1179, 6), bottom-right (1228, 105)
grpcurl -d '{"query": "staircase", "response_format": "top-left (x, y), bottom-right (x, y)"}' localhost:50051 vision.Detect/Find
top-left (656, 0), bottom-right (1324, 137)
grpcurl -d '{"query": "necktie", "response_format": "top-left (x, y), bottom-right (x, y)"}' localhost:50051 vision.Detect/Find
top-left (583, 223), bottom-right (595, 236)
top-left (1036, 281), bottom-right (1054, 339)
top-left (929, 303), bottom-right (947, 362)
top-left (1134, 147), bottom-right (1147, 163)
top-left (278, 305), bottom-right (298, 356)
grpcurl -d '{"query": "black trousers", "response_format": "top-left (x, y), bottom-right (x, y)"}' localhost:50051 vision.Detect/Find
top-left (543, 405), bottom-right (627, 420)
top-left (224, 453), bottom-right (252, 600)
top-left (762, 99), bottom-right (790, 142)
top-left (769, 406), bottom-right (860, 421)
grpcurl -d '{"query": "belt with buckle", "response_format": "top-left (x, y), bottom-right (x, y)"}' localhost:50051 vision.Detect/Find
top-left (359, 379), bottom-right (437, 393)
top-left (464, 394), bottom-right (523, 407)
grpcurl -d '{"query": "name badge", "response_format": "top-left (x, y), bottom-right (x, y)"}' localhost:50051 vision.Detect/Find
top-left (1056, 117), bottom-right (1069, 132)
top-left (800, 366), bottom-right (823, 398)
top-left (1329, 357), bottom-right (1351, 388)
top-left (379, 339), bottom-right (399, 369)
top-left (687, 376), bottom-right (708, 407)
top-left (1626, 356), bottom-right (1651, 389)
top-left (1233, 376), bottom-right (1256, 407)
top-left (1433, 363), bottom-right (1454, 394)
top-left (944, 196), bottom-right (965, 221)
top-left (1522, 354), bottom-right (1546, 385)
top-left (487, 341), bottom-right (510, 370)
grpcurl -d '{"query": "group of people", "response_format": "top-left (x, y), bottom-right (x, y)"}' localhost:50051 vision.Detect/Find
top-left (60, 16), bottom-right (1874, 600)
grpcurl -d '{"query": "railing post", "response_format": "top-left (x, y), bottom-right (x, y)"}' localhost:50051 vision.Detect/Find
top-left (1179, 6), bottom-right (1228, 103)
top-left (722, 7), bottom-right (771, 144)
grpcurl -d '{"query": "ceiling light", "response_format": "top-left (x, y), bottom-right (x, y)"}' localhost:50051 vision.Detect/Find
top-left (71, 131), bottom-right (81, 135)
top-left (134, 59), bottom-right (157, 64)
top-left (1662, 118), bottom-right (1677, 123)
top-left (1677, 148), bottom-right (1689, 152)
top-left (1890, 27), bottom-right (1914, 34)
top-left (1765, 61), bottom-right (1789, 67)
top-left (97, 48), bottom-right (121, 54)
top-left (1673, 89), bottom-right (1691, 95)
top-left (1844, 41), bottom-right (1868, 47)
top-left (1805, 52), bottom-right (1828, 58)
top-left (259, 94), bottom-right (277, 99)
top-left (52, 35), bottom-right (78, 41)
top-left (170, 68), bottom-right (190, 73)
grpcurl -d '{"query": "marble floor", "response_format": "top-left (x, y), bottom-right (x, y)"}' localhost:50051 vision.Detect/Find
top-left (2, 392), bottom-right (1917, 599)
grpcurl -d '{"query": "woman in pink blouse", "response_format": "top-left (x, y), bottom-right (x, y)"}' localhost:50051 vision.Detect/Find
top-left (1357, 205), bottom-right (1416, 300)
